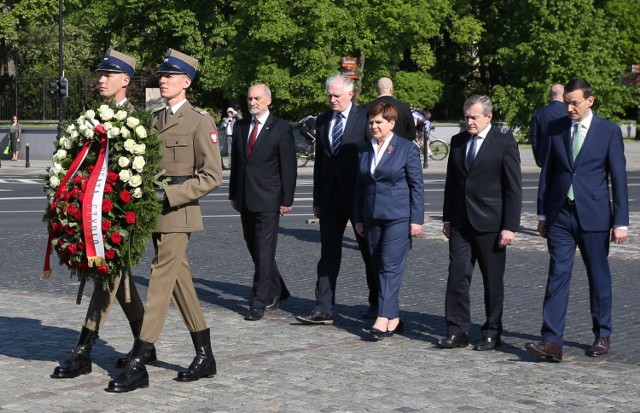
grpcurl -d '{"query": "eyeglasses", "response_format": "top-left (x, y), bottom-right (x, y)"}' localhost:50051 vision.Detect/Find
top-left (563, 99), bottom-right (587, 108)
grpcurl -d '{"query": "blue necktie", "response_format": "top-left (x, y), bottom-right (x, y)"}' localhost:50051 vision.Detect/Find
top-left (466, 134), bottom-right (478, 168)
top-left (332, 112), bottom-right (344, 154)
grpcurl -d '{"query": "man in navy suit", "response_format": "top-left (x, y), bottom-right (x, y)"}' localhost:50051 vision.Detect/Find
top-left (531, 84), bottom-right (567, 167)
top-left (526, 79), bottom-right (628, 362)
top-left (439, 95), bottom-right (522, 351)
top-left (295, 74), bottom-right (376, 324)
top-left (229, 83), bottom-right (297, 321)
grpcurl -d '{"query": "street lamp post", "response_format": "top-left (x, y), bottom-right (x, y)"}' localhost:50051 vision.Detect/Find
top-left (56, 0), bottom-right (64, 140)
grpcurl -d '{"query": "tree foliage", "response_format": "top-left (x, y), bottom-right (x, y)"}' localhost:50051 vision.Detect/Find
top-left (0, 0), bottom-right (638, 132)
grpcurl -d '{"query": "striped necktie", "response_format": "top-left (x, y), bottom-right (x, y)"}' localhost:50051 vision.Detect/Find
top-left (466, 134), bottom-right (478, 168)
top-left (332, 112), bottom-right (344, 154)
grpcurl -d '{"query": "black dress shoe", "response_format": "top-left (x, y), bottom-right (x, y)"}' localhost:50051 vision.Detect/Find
top-left (295, 311), bottom-right (333, 325)
top-left (437, 333), bottom-right (469, 348)
top-left (525, 339), bottom-right (563, 362)
top-left (474, 336), bottom-right (501, 351)
top-left (244, 307), bottom-right (264, 321)
top-left (586, 337), bottom-right (610, 357)
top-left (362, 326), bottom-right (392, 340)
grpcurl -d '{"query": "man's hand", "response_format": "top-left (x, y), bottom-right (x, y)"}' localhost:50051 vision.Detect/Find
top-left (280, 205), bottom-right (292, 216)
top-left (230, 199), bottom-right (238, 211)
top-left (538, 221), bottom-right (547, 239)
top-left (498, 229), bottom-right (515, 248)
top-left (410, 223), bottom-right (423, 237)
top-left (611, 228), bottom-right (628, 244)
top-left (442, 222), bottom-right (450, 239)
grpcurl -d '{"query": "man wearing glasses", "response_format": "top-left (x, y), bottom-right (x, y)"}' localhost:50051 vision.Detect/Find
top-left (526, 78), bottom-right (629, 362)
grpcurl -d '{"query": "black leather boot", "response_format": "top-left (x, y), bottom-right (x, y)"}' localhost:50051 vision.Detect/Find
top-left (106, 339), bottom-right (154, 392)
top-left (51, 327), bottom-right (98, 379)
top-left (176, 328), bottom-right (217, 382)
top-left (115, 320), bottom-right (157, 367)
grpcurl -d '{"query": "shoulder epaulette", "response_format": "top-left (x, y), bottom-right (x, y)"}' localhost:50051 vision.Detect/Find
top-left (192, 107), bottom-right (208, 116)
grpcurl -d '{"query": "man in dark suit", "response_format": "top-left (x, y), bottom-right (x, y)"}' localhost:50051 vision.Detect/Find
top-left (367, 77), bottom-right (416, 141)
top-left (295, 74), bottom-right (376, 324)
top-left (531, 84), bottom-right (567, 167)
top-left (525, 79), bottom-right (628, 362)
top-left (440, 95), bottom-right (522, 351)
top-left (229, 83), bottom-right (297, 321)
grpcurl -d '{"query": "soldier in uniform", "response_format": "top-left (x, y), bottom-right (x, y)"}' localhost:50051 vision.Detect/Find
top-left (51, 48), bottom-right (153, 379)
top-left (107, 49), bottom-right (223, 393)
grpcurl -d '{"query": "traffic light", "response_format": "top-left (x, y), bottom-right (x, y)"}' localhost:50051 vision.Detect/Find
top-left (59, 77), bottom-right (68, 98)
top-left (49, 78), bottom-right (69, 99)
top-left (50, 80), bottom-right (60, 98)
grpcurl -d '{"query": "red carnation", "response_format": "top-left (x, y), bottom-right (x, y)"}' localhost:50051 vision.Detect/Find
top-left (72, 175), bottom-right (85, 185)
top-left (104, 183), bottom-right (113, 194)
top-left (120, 190), bottom-right (132, 203)
top-left (79, 192), bottom-right (85, 202)
top-left (87, 165), bottom-right (95, 174)
top-left (96, 265), bottom-right (109, 276)
top-left (102, 199), bottom-right (113, 213)
top-left (110, 231), bottom-right (123, 244)
top-left (67, 204), bottom-right (81, 220)
top-left (66, 243), bottom-right (78, 256)
top-left (102, 220), bottom-right (112, 232)
top-left (69, 187), bottom-right (80, 199)
top-left (105, 249), bottom-right (116, 260)
top-left (51, 222), bottom-right (63, 234)
top-left (124, 211), bottom-right (137, 225)
top-left (64, 225), bottom-right (76, 235)
top-left (50, 201), bottom-right (59, 212)
top-left (107, 170), bottom-right (118, 184)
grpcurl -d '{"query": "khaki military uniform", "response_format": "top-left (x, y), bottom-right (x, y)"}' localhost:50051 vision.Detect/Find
top-left (84, 99), bottom-right (144, 332)
top-left (139, 101), bottom-right (222, 343)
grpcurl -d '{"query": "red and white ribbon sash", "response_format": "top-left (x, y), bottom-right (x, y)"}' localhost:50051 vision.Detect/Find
top-left (82, 124), bottom-right (109, 268)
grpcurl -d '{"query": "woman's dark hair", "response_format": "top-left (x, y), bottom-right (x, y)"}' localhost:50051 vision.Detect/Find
top-left (366, 101), bottom-right (398, 122)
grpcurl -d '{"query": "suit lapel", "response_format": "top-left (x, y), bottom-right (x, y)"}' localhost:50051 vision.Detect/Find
top-left (251, 114), bottom-right (273, 154)
top-left (375, 135), bottom-right (397, 174)
top-left (241, 119), bottom-right (251, 159)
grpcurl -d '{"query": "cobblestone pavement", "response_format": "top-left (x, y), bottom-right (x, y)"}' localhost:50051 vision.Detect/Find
top-left (2, 143), bottom-right (640, 412)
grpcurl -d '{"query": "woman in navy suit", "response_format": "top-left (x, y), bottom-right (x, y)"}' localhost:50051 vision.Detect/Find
top-left (354, 101), bottom-right (424, 338)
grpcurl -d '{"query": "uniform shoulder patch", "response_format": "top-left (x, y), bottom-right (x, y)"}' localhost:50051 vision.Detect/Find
top-left (209, 131), bottom-right (218, 144)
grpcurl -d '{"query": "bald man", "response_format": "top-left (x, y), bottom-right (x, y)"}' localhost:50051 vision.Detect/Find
top-left (366, 77), bottom-right (416, 141)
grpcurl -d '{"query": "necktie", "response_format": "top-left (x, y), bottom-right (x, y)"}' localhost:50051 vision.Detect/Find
top-left (332, 112), bottom-right (344, 154)
top-left (567, 122), bottom-right (583, 201)
top-left (247, 118), bottom-right (260, 156)
top-left (466, 134), bottom-right (478, 168)
top-left (571, 122), bottom-right (584, 161)
top-left (164, 107), bottom-right (172, 125)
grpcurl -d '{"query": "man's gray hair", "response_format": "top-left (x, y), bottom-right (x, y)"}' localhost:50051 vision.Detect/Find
top-left (249, 83), bottom-right (272, 98)
top-left (463, 95), bottom-right (492, 116)
top-left (326, 74), bottom-right (354, 93)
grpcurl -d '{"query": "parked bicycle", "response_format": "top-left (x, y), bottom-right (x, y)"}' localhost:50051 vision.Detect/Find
top-left (297, 139), bottom-right (315, 167)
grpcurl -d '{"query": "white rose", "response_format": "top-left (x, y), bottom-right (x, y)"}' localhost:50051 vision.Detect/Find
top-left (103, 122), bottom-right (113, 130)
top-left (66, 124), bottom-right (76, 133)
top-left (49, 162), bottom-right (64, 177)
top-left (123, 139), bottom-right (136, 153)
top-left (84, 128), bottom-right (95, 138)
top-left (59, 137), bottom-right (72, 150)
top-left (129, 174), bottom-right (142, 187)
top-left (135, 125), bottom-right (147, 139)
top-left (78, 124), bottom-right (88, 134)
top-left (54, 149), bottom-right (67, 160)
top-left (126, 117), bottom-right (140, 128)
top-left (100, 107), bottom-right (115, 121)
top-left (99, 104), bottom-right (109, 112)
top-left (132, 187), bottom-right (142, 198)
top-left (49, 176), bottom-right (60, 188)
top-left (120, 126), bottom-right (131, 138)
top-left (84, 109), bottom-right (95, 120)
top-left (133, 143), bottom-right (146, 155)
top-left (115, 110), bottom-right (128, 121)
top-left (76, 116), bottom-right (85, 125)
top-left (109, 127), bottom-right (120, 137)
top-left (132, 156), bottom-right (145, 172)
top-left (119, 169), bottom-right (132, 182)
top-left (118, 157), bottom-right (131, 168)
top-left (70, 130), bottom-right (79, 140)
